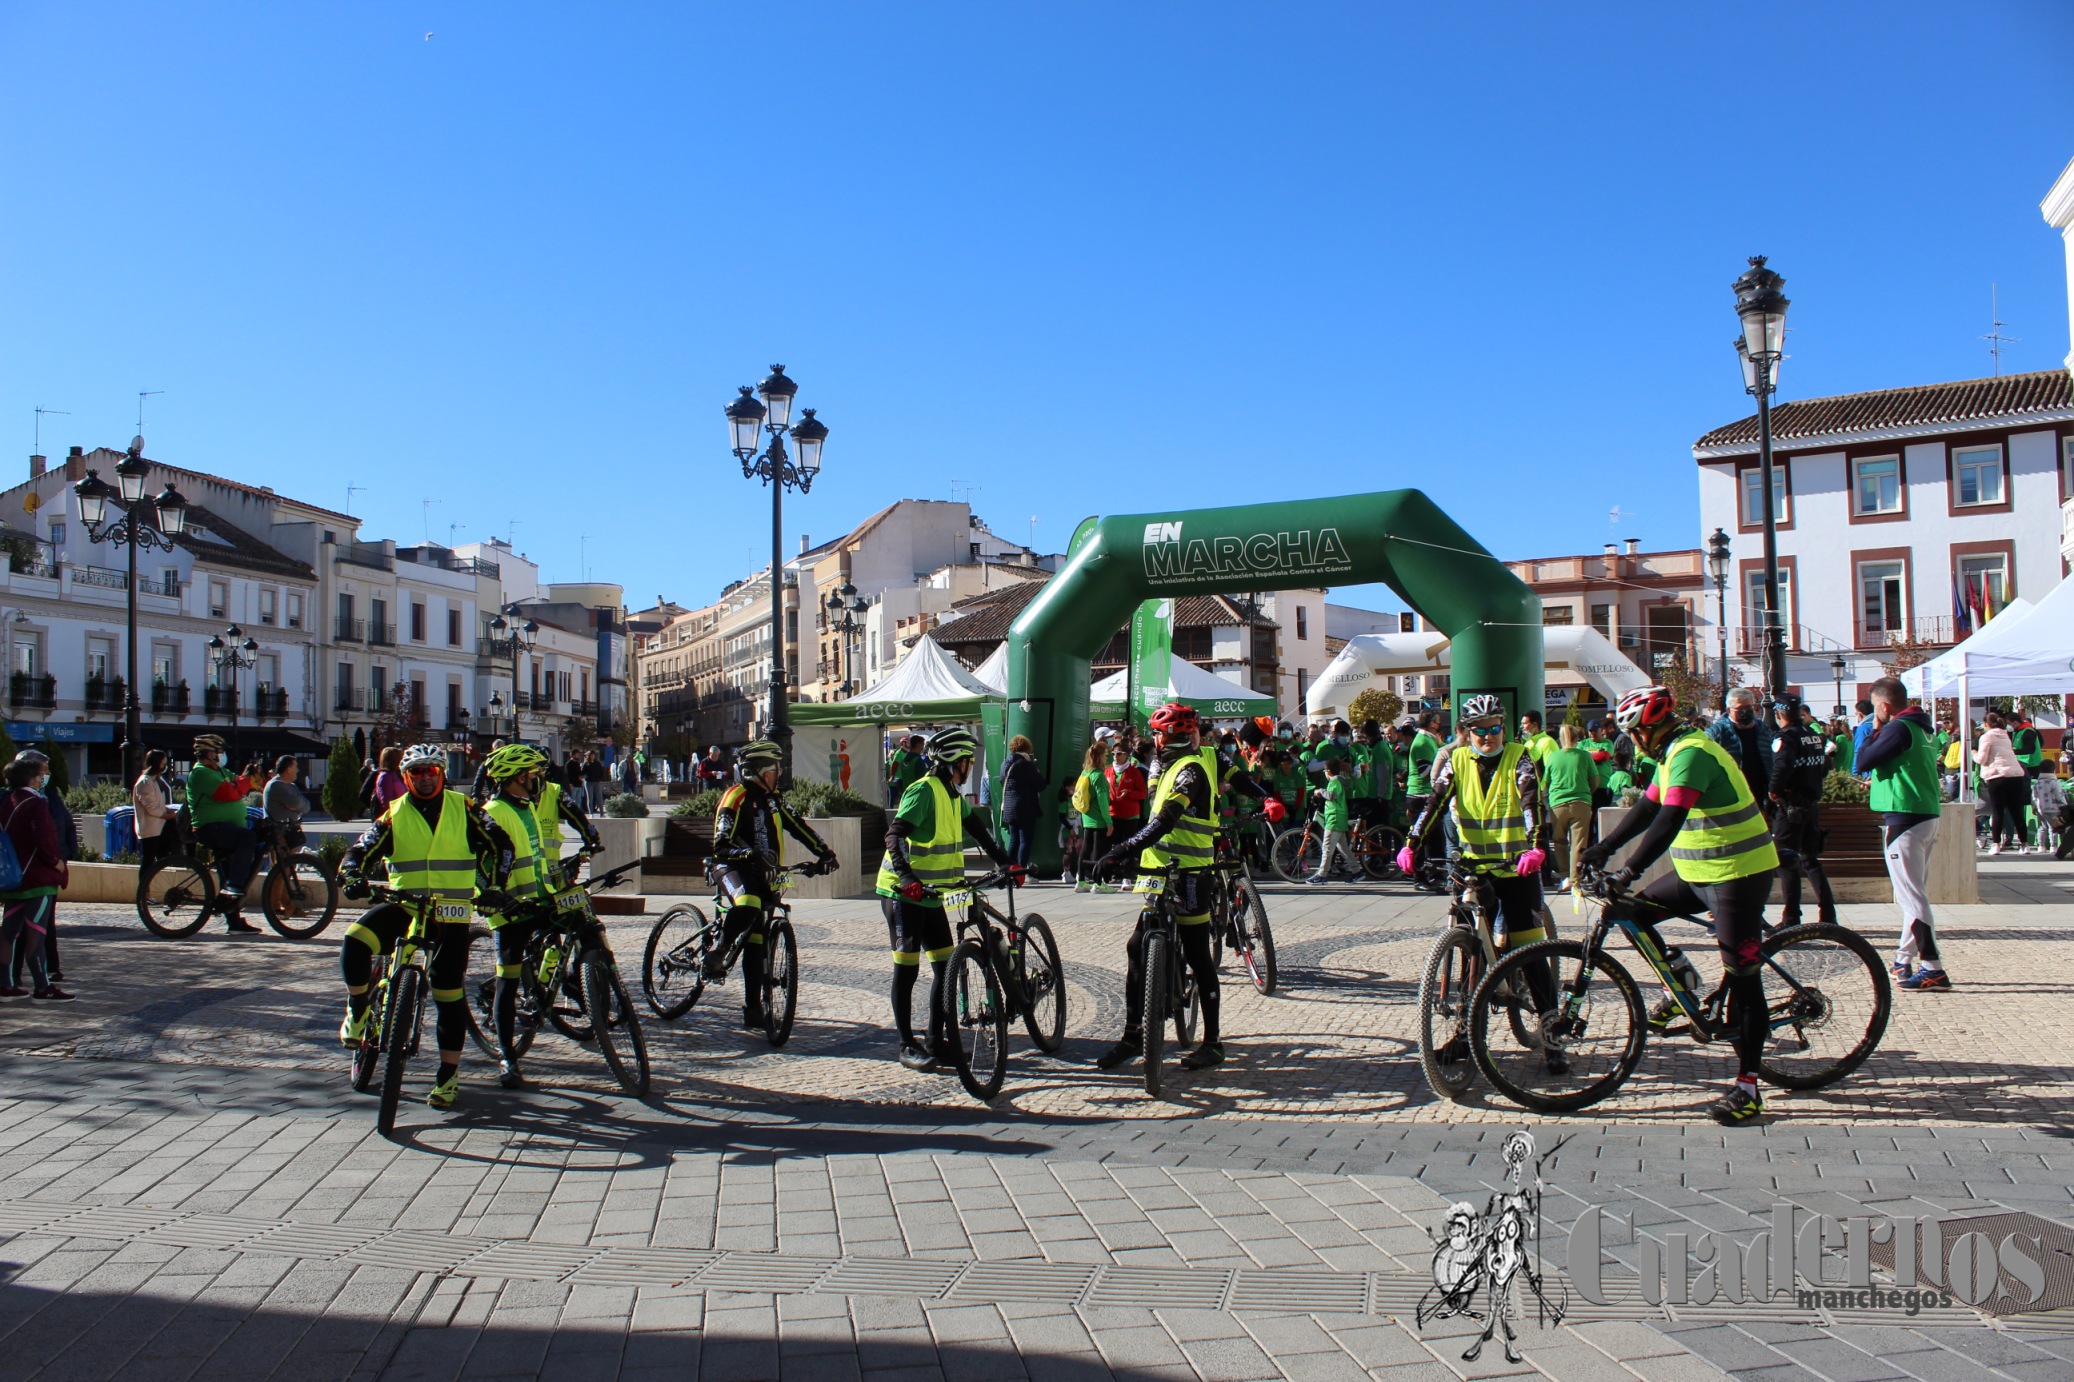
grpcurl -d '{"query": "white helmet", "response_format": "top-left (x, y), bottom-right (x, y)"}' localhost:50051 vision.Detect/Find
top-left (399, 743), bottom-right (446, 772)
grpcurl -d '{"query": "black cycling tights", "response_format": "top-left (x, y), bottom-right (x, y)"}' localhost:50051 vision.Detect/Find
top-left (341, 906), bottom-right (472, 1057)
top-left (1123, 916), bottom-right (1221, 1046)
top-left (720, 904), bottom-right (768, 1011)
top-left (890, 960), bottom-right (948, 1050)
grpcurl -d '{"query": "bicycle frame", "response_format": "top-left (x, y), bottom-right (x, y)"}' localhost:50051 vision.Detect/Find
top-left (1129, 865), bottom-right (1193, 1008)
top-left (707, 864), bottom-right (798, 970)
top-left (938, 873), bottom-right (1027, 1012)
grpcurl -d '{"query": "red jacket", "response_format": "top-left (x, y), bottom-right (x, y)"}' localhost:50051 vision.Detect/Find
top-left (1105, 762), bottom-right (1148, 820)
top-left (1, 788), bottom-right (67, 892)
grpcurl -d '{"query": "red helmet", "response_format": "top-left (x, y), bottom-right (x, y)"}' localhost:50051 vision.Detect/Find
top-left (1148, 702), bottom-right (1199, 736)
top-left (1613, 685), bottom-right (1677, 735)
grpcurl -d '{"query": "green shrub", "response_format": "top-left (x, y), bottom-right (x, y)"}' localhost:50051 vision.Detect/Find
top-left (321, 737), bottom-right (363, 821)
top-left (783, 781), bottom-right (879, 818)
top-left (77, 844), bottom-right (103, 863)
top-left (672, 789), bottom-right (721, 819)
top-left (316, 835), bottom-right (351, 872)
top-left (603, 792), bottom-right (650, 818)
top-left (1820, 770), bottom-right (1869, 806)
top-left (66, 782), bottom-right (130, 815)
top-left (107, 848), bottom-right (139, 865)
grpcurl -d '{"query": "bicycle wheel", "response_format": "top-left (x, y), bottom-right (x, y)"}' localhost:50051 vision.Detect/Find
top-left (1173, 948), bottom-right (1200, 1048)
top-left (1471, 940), bottom-right (1646, 1114)
top-left (762, 916), bottom-right (798, 1047)
top-left (1016, 915), bottom-right (1066, 1053)
top-left (545, 949), bottom-right (593, 1044)
top-left (1141, 929), bottom-right (1169, 1098)
top-left (351, 958), bottom-right (388, 1092)
top-left (1361, 826), bottom-right (1405, 880)
top-left (136, 855), bottom-right (218, 938)
top-left (642, 904), bottom-right (711, 1019)
top-left (378, 966), bottom-right (423, 1136)
top-left (1271, 829), bottom-right (1320, 884)
top-left (1232, 878), bottom-right (1276, 995)
top-left (459, 923), bottom-right (532, 1059)
top-left (1417, 928), bottom-right (1483, 1100)
top-left (1755, 923), bottom-right (1891, 1090)
top-left (581, 952), bottom-right (651, 1097)
top-left (942, 939), bottom-right (1008, 1101)
top-left (261, 852), bottom-right (340, 938)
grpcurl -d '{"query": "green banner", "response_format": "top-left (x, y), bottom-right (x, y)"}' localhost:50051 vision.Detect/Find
top-left (979, 698), bottom-right (1008, 833)
top-left (1128, 598), bottom-right (1172, 733)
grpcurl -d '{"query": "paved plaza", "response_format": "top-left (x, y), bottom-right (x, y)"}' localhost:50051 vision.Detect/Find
top-left (1, 858), bottom-right (2071, 1380)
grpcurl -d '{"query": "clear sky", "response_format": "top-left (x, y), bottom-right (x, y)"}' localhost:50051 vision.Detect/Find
top-left (5, 3), bottom-right (2071, 616)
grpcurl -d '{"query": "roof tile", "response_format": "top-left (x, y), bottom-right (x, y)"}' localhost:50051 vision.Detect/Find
top-left (1694, 369), bottom-right (2072, 452)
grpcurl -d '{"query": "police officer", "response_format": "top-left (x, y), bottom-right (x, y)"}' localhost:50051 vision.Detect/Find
top-left (1768, 694), bottom-right (1836, 927)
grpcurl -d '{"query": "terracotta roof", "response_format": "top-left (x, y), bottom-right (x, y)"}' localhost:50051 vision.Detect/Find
top-left (1693, 370), bottom-right (2073, 453)
top-left (1171, 595), bottom-right (1278, 631)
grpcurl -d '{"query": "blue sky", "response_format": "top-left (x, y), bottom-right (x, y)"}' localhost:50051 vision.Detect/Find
top-left (5, 3), bottom-right (2071, 616)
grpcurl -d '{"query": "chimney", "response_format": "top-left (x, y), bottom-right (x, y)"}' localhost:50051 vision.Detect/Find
top-left (64, 445), bottom-right (85, 482)
top-left (1624, 538), bottom-right (1640, 555)
top-left (28, 454), bottom-right (44, 479)
top-left (799, 534), bottom-right (810, 555)
top-left (1602, 542), bottom-right (1617, 559)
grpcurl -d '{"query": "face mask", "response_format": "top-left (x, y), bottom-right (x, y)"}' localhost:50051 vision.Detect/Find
top-left (1732, 706), bottom-right (1754, 725)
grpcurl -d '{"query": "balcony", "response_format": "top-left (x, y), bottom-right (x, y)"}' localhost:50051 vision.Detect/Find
top-left (7, 673), bottom-right (54, 710)
top-left (1614, 634), bottom-right (1695, 675)
top-left (368, 619), bottom-right (395, 646)
top-left (151, 681), bottom-right (191, 715)
top-left (1855, 616), bottom-right (1956, 652)
top-left (203, 685), bottom-right (236, 717)
top-left (445, 708), bottom-right (473, 732)
top-left (255, 687), bottom-right (289, 719)
top-left (573, 698), bottom-right (598, 718)
top-left (84, 676), bottom-right (126, 713)
top-left (334, 541), bottom-right (393, 572)
top-left (334, 617), bottom-right (365, 642)
top-left (335, 688), bottom-right (365, 712)
top-left (73, 565), bottom-right (128, 591)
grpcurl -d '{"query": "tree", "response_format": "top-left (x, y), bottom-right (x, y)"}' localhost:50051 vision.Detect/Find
top-left (369, 680), bottom-right (422, 755)
top-left (1346, 687), bottom-right (1403, 728)
top-left (322, 735), bottom-right (364, 821)
top-left (609, 719), bottom-right (637, 751)
top-left (1562, 697), bottom-right (1586, 731)
top-left (560, 715), bottom-right (598, 756)
top-left (0, 723), bottom-right (19, 772)
top-left (1657, 652), bottom-right (1716, 718)
top-left (1877, 634), bottom-right (1939, 678)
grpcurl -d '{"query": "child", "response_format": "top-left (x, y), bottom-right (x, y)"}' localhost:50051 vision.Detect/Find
top-left (1305, 758), bottom-right (1355, 885)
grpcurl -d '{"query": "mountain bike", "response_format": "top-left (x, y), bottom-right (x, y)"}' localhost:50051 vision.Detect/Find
top-left (638, 858), bottom-right (809, 1047)
top-left (930, 870), bottom-right (1066, 1101)
top-left (461, 859), bottom-right (650, 1095)
top-left (348, 885), bottom-right (461, 1136)
top-left (1127, 865), bottom-right (1204, 1098)
top-left (1269, 802), bottom-right (1403, 883)
top-left (1209, 828), bottom-right (1275, 994)
top-left (1416, 865), bottom-right (1552, 1101)
top-left (1466, 866), bottom-right (1890, 1114)
top-left (137, 816), bottom-right (341, 939)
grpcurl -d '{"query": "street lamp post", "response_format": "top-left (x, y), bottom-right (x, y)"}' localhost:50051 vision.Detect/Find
top-left (1830, 655), bottom-right (1848, 720)
top-left (1732, 257), bottom-right (1791, 700)
top-left (73, 438), bottom-right (189, 783)
top-left (486, 605), bottom-right (537, 740)
top-left (825, 582), bottom-right (867, 696)
top-left (207, 625), bottom-right (259, 764)
top-left (1705, 527), bottom-right (1731, 708)
top-left (725, 366), bottom-right (829, 781)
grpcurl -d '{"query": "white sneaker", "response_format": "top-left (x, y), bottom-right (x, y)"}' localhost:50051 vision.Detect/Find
top-left (1990, 842), bottom-right (2004, 855)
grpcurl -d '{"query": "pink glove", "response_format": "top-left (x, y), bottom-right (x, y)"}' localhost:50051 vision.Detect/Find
top-left (1514, 848), bottom-right (1547, 877)
top-left (1395, 846), bottom-right (1416, 874)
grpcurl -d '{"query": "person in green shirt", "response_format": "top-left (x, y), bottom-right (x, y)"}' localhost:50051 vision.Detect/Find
top-left (186, 732), bottom-right (262, 932)
top-left (1269, 750), bottom-right (1308, 819)
top-left (1541, 724), bottom-right (1601, 889)
top-left (1855, 679), bottom-right (1948, 990)
top-left (1517, 711), bottom-right (1560, 765)
top-left (1074, 742), bottom-right (1114, 893)
top-left (1828, 717), bottom-right (1855, 776)
top-left (1603, 743), bottom-right (1637, 802)
top-left (1305, 758), bottom-right (1355, 884)
top-left (1346, 720), bottom-right (1383, 833)
top-left (885, 735), bottom-right (927, 806)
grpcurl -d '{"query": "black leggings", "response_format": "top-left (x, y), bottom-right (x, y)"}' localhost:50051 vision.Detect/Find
top-left (883, 896), bottom-right (954, 1049)
top-left (1983, 776), bottom-right (2030, 848)
top-left (1121, 873), bottom-right (1220, 1045)
top-left (341, 905), bottom-right (474, 1057)
top-left (1618, 870), bottom-right (1772, 1081)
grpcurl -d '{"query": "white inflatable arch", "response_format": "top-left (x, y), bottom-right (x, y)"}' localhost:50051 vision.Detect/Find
top-left (1305, 627), bottom-right (1649, 721)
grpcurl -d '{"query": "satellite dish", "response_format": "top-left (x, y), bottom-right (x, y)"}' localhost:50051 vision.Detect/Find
top-left (22, 493), bottom-right (40, 515)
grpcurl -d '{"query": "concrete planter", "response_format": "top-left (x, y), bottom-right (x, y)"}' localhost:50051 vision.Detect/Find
top-left (636, 815), bottom-right (869, 900)
top-left (60, 861), bottom-right (144, 904)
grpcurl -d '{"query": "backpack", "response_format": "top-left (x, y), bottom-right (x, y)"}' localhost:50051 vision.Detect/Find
top-left (1070, 771), bottom-right (1094, 816)
top-left (0, 793), bottom-right (31, 892)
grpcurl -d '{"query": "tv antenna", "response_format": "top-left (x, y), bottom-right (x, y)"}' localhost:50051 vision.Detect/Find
top-left (1029, 515), bottom-right (1038, 549)
top-left (507, 518), bottom-right (521, 546)
top-left (346, 482), bottom-right (368, 514)
top-left (1982, 284), bottom-right (2018, 377)
top-left (448, 521), bottom-right (465, 547)
top-left (950, 480), bottom-right (981, 505)
top-left (32, 406), bottom-right (69, 453)
top-left (580, 534), bottom-right (591, 581)
top-left (136, 390), bottom-right (163, 433)
top-left (421, 498), bottom-right (439, 542)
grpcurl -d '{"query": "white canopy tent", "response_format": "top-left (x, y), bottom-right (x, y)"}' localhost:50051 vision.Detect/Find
top-left (789, 634), bottom-right (997, 726)
top-left (1304, 626), bottom-right (1648, 721)
top-left (1901, 597), bottom-right (2037, 699)
top-left (1088, 659), bottom-right (1277, 717)
top-left (970, 642), bottom-right (1008, 695)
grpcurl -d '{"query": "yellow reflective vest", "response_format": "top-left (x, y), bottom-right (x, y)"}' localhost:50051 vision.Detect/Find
top-left (1665, 733), bottom-right (1781, 883)
top-left (1142, 747), bottom-right (1220, 873)
top-left (876, 775), bottom-right (966, 907)
top-left (381, 791), bottom-right (478, 901)
top-left (1450, 743), bottom-right (1528, 875)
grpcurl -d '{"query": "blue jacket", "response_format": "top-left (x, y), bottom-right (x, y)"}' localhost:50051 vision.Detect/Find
top-left (1706, 713), bottom-right (1774, 800)
top-left (1852, 718), bottom-right (1878, 779)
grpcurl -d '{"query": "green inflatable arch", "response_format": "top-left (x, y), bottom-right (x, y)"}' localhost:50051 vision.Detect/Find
top-left (1005, 491), bottom-right (1542, 874)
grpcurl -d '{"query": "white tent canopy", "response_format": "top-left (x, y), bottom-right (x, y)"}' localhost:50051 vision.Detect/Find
top-left (1901, 597), bottom-right (2037, 699)
top-left (1089, 658), bottom-right (1276, 715)
top-left (864, 633), bottom-right (996, 700)
top-left (1305, 626), bottom-right (1647, 720)
top-left (970, 642), bottom-right (1008, 694)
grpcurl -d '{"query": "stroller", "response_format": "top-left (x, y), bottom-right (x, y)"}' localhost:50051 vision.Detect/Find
top-left (2032, 773), bottom-right (2073, 860)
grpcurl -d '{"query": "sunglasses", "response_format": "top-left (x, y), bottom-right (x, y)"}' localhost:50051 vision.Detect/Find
top-left (1468, 722), bottom-right (1505, 737)
top-left (403, 764), bottom-right (443, 778)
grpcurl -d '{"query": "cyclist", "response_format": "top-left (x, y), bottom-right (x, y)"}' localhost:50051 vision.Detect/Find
top-left (1092, 701), bottom-right (1228, 1073)
top-left (711, 740), bottom-right (839, 1026)
top-left (338, 743), bottom-right (512, 1111)
top-left (875, 727), bottom-right (1017, 1070)
top-left (1398, 694), bottom-right (1563, 1073)
top-left (186, 733), bottom-right (261, 934)
top-left (1578, 685), bottom-right (1780, 1126)
top-left (477, 742), bottom-right (599, 1089)
top-left (1767, 694), bottom-right (1836, 927)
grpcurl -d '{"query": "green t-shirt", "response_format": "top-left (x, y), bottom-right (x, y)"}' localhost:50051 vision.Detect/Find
top-left (1319, 776), bottom-right (1350, 831)
top-left (1540, 744), bottom-right (1601, 808)
top-left (1076, 768), bottom-right (1111, 829)
top-left (1868, 719), bottom-right (1941, 817)
top-left (1830, 732), bottom-right (1854, 776)
top-left (1406, 732), bottom-right (1441, 796)
top-left (1347, 742), bottom-right (1379, 800)
top-left (1271, 765), bottom-right (1306, 808)
top-left (1632, 750), bottom-right (1658, 787)
top-left (186, 762), bottom-right (249, 828)
top-left (887, 749), bottom-right (926, 795)
top-left (1604, 767), bottom-right (1635, 799)
top-left (1364, 741), bottom-right (1397, 801)
top-left (1521, 731), bottom-right (1559, 765)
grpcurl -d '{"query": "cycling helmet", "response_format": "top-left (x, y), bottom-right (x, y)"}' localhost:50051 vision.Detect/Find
top-left (737, 739), bottom-right (784, 774)
top-left (484, 742), bottom-right (550, 782)
top-left (1613, 685), bottom-right (1678, 735)
top-left (924, 727), bottom-right (978, 765)
top-left (1147, 702), bottom-right (1199, 736)
top-left (399, 743), bottom-right (447, 772)
top-left (1458, 693), bottom-right (1505, 724)
top-left (192, 733), bottom-right (226, 755)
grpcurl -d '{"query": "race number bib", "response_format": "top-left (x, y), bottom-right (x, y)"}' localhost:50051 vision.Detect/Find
top-left (435, 901), bottom-right (472, 923)
top-left (554, 887), bottom-right (586, 914)
top-left (1133, 874), bottom-right (1167, 895)
top-left (935, 887), bottom-right (976, 910)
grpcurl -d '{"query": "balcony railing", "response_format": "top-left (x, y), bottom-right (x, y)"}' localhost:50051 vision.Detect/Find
top-left (445, 708), bottom-right (473, 731)
top-left (335, 688), bottom-right (365, 712)
top-left (7, 673), bottom-right (54, 709)
top-left (84, 677), bottom-right (126, 712)
top-left (334, 617), bottom-right (365, 642)
top-left (573, 698), bottom-right (598, 717)
top-left (73, 565), bottom-right (128, 591)
top-left (203, 685), bottom-right (236, 717)
top-left (368, 620), bottom-right (395, 646)
top-left (255, 687), bottom-right (289, 719)
top-left (1855, 616), bottom-right (1956, 651)
top-left (1614, 635), bottom-right (1695, 674)
top-left (151, 682), bottom-right (191, 715)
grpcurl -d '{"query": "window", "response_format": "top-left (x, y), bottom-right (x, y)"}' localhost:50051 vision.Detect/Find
top-left (1859, 560), bottom-right (1906, 636)
top-left (1957, 553), bottom-right (2010, 612)
top-left (1953, 446), bottom-right (2004, 507)
top-left (153, 650), bottom-right (175, 687)
top-left (1296, 607), bottom-right (1308, 640)
top-left (161, 568), bottom-right (180, 597)
top-left (1541, 606), bottom-right (1574, 626)
top-left (2063, 437), bottom-right (2074, 500)
top-left (448, 608), bottom-right (462, 646)
top-left (371, 598), bottom-right (388, 639)
top-left (258, 588), bottom-right (276, 625)
top-left (1740, 464), bottom-right (1789, 526)
top-left (1590, 604), bottom-right (1614, 639)
top-left (410, 603), bottom-right (426, 641)
top-left (12, 639), bottom-right (36, 677)
top-left (208, 580), bottom-right (228, 618)
top-left (286, 592), bottom-right (303, 628)
top-left (47, 521), bottom-right (64, 546)
top-left (257, 654), bottom-right (277, 690)
top-left (1852, 456), bottom-right (1902, 515)
top-left (411, 679), bottom-right (426, 717)
top-left (87, 640), bottom-right (112, 681)
top-left (1744, 566), bottom-right (1793, 632)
